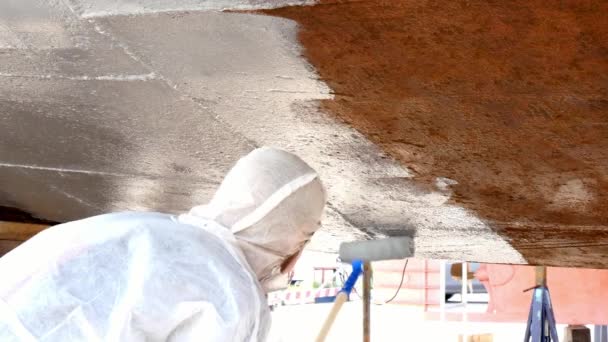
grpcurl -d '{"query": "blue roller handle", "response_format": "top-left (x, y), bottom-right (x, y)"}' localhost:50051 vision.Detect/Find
top-left (341, 259), bottom-right (363, 295)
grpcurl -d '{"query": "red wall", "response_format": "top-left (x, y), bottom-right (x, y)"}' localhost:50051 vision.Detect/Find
top-left (373, 259), bottom-right (441, 310)
top-left (477, 264), bottom-right (608, 324)
top-left (374, 259), bottom-right (608, 324)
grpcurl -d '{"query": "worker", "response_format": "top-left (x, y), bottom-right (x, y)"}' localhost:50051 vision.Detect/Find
top-left (0, 147), bottom-right (326, 341)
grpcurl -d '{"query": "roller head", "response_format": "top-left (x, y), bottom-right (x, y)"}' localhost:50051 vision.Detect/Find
top-left (339, 237), bottom-right (414, 262)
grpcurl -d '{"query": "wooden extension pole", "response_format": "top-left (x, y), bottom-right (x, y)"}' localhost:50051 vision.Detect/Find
top-left (0, 221), bottom-right (49, 256)
top-left (316, 260), bottom-right (363, 342)
top-left (316, 292), bottom-right (349, 342)
top-left (0, 221), bottom-right (49, 241)
top-left (536, 266), bottom-right (547, 287)
top-left (363, 262), bottom-right (372, 342)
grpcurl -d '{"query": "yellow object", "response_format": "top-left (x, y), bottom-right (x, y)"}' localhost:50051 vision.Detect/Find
top-left (458, 334), bottom-right (493, 342)
top-left (451, 262), bottom-right (475, 293)
top-left (0, 221), bottom-right (48, 241)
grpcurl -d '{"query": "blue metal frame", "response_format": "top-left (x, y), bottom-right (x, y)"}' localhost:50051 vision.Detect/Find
top-left (595, 325), bottom-right (608, 342)
top-left (524, 286), bottom-right (559, 342)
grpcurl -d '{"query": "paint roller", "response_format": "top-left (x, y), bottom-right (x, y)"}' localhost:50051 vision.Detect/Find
top-left (315, 237), bottom-right (414, 342)
top-left (339, 236), bottom-right (414, 263)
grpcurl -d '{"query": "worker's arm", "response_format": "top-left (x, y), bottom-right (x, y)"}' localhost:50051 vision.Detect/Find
top-left (0, 212), bottom-right (268, 342)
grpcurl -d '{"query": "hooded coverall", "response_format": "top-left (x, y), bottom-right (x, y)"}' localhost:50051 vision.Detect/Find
top-left (0, 147), bottom-right (326, 341)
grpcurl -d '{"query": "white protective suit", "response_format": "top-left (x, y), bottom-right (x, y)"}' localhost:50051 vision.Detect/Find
top-left (0, 147), bottom-right (326, 342)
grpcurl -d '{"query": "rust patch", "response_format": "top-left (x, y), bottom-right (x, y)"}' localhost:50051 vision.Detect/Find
top-left (264, 1), bottom-right (608, 263)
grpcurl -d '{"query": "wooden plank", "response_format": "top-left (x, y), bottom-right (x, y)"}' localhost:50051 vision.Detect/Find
top-left (0, 221), bottom-right (49, 241)
top-left (0, 240), bottom-right (23, 256)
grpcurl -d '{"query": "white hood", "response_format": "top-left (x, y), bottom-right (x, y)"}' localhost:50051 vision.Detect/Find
top-left (189, 147), bottom-right (326, 290)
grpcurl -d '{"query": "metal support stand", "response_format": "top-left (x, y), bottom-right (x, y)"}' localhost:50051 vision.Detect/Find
top-left (363, 262), bottom-right (372, 342)
top-left (524, 266), bottom-right (559, 342)
top-left (594, 325), bottom-right (607, 342)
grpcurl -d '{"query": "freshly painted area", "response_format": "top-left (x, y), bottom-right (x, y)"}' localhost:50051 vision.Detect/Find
top-left (70, 0), bottom-right (316, 18)
top-left (0, 0), bottom-right (524, 263)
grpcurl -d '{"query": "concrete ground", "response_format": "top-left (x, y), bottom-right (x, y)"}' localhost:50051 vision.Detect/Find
top-left (268, 301), bottom-right (578, 342)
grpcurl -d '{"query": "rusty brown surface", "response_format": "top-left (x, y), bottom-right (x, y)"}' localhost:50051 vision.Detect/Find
top-left (0, 240), bottom-right (21, 257)
top-left (264, 0), bottom-right (608, 265)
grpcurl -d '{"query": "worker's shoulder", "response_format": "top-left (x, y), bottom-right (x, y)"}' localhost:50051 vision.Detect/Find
top-left (62, 211), bottom-right (174, 226)
top-left (48, 211), bottom-right (183, 238)
top-left (55, 211), bottom-right (228, 243)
